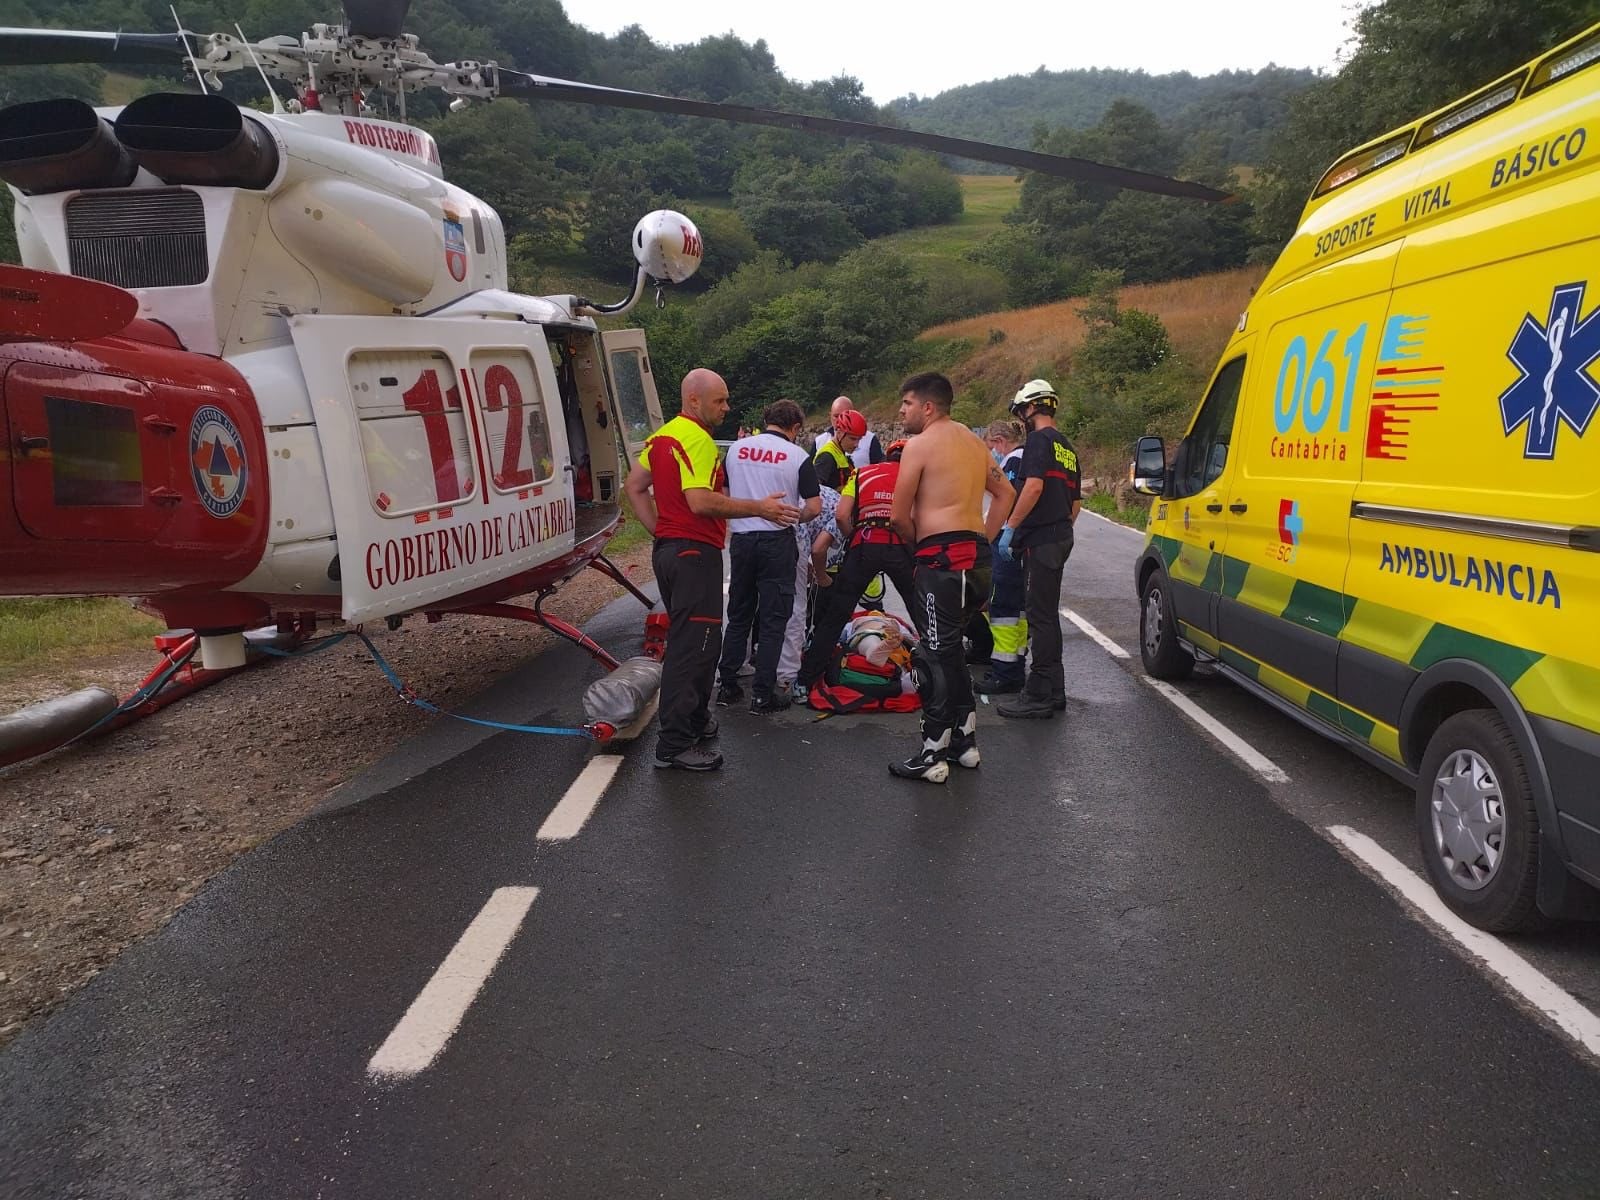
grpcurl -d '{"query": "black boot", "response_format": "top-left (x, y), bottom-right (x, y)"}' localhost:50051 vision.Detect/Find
top-left (890, 730), bottom-right (951, 783)
top-left (998, 689), bottom-right (1055, 720)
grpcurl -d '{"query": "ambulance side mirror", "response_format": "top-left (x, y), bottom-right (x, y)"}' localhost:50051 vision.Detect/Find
top-left (1131, 436), bottom-right (1166, 496)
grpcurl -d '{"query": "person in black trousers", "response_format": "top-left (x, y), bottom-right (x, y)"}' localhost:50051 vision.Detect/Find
top-left (717, 400), bottom-right (821, 713)
top-left (624, 369), bottom-right (801, 771)
top-left (995, 379), bottom-right (1081, 720)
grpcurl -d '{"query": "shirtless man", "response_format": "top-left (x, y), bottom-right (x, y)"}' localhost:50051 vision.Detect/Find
top-left (889, 371), bottom-right (1015, 783)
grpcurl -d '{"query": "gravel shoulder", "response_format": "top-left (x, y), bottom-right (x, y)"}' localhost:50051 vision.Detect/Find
top-left (0, 544), bottom-right (653, 1046)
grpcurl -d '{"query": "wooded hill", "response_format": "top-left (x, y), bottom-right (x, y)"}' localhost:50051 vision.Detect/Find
top-left (890, 65), bottom-right (1318, 168)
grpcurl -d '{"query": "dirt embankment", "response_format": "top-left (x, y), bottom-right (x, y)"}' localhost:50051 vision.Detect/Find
top-left (0, 545), bottom-right (652, 1046)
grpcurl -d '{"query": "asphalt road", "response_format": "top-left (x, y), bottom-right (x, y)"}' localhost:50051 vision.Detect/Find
top-left (4, 515), bottom-right (1600, 1198)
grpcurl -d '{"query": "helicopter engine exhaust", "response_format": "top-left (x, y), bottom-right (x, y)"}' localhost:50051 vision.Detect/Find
top-left (113, 93), bottom-right (279, 190)
top-left (0, 99), bottom-right (136, 195)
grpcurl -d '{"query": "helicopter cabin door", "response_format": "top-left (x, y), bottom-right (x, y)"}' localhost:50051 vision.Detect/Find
top-left (601, 328), bottom-right (664, 459)
top-left (289, 315), bottom-right (576, 624)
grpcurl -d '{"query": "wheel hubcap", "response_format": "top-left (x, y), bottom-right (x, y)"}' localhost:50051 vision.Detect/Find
top-left (1430, 748), bottom-right (1505, 891)
top-left (1143, 589), bottom-right (1165, 657)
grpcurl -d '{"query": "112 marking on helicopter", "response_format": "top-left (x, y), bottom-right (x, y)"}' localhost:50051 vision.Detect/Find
top-left (0, 1), bottom-right (1225, 674)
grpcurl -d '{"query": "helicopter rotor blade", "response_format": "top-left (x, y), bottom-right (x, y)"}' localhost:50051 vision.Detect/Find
top-left (0, 27), bottom-right (194, 68)
top-left (493, 70), bottom-right (1231, 203)
top-left (342, 0), bottom-right (412, 40)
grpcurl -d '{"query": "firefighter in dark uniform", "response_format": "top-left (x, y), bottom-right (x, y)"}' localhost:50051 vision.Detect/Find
top-left (624, 368), bottom-right (801, 771)
top-left (996, 379), bottom-right (1081, 719)
top-left (794, 439), bottom-right (916, 694)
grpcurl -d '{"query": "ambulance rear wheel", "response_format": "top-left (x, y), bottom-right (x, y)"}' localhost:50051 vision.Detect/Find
top-left (1415, 710), bottom-right (1546, 933)
top-left (1139, 571), bottom-right (1192, 681)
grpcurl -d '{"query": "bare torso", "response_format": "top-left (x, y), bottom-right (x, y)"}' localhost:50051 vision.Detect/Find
top-left (896, 415), bottom-right (991, 542)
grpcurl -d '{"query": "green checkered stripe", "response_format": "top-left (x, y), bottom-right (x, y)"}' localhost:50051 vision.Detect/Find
top-left (1147, 533), bottom-right (1600, 764)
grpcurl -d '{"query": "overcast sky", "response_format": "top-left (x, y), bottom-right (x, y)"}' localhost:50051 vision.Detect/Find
top-left (575, 1), bottom-right (1363, 103)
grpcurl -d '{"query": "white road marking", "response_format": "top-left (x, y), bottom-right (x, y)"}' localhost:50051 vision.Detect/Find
top-left (1142, 677), bottom-right (1290, 784)
top-left (1060, 606), bottom-right (1130, 660)
top-left (538, 755), bottom-right (623, 841)
top-left (1328, 825), bottom-right (1600, 1062)
top-left (367, 886), bottom-right (539, 1080)
top-left (1081, 508), bottom-right (1144, 536)
top-left (1060, 602), bottom-right (1286, 782)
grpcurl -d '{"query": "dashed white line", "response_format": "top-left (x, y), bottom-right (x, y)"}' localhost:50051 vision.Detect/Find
top-left (538, 755), bottom-right (622, 840)
top-left (1142, 677), bottom-right (1290, 783)
top-left (367, 886), bottom-right (539, 1080)
top-left (1328, 825), bottom-right (1600, 1062)
top-left (1060, 606), bottom-right (1129, 660)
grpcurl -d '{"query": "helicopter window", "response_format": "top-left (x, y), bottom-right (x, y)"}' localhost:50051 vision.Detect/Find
top-left (470, 350), bottom-right (556, 492)
top-left (348, 350), bottom-right (475, 516)
top-left (609, 349), bottom-right (653, 447)
top-left (471, 209), bottom-right (486, 255)
top-left (42, 396), bottom-right (143, 507)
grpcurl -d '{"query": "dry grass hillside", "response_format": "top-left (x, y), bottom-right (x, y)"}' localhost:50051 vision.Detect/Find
top-left (918, 264), bottom-right (1268, 407)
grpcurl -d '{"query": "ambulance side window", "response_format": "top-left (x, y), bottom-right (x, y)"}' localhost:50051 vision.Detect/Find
top-left (1172, 355), bottom-right (1246, 498)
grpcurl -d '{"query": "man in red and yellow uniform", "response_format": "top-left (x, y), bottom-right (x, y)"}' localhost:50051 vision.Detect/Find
top-left (625, 368), bottom-right (801, 771)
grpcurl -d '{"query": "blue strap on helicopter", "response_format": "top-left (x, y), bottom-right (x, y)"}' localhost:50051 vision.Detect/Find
top-left (278, 630), bottom-right (594, 739)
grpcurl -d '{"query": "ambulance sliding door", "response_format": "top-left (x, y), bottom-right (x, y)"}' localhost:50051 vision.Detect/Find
top-left (290, 315), bottom-right (573, 623)
top-left (1217, 247), bottom-right (1397, 712)
top-left (601, 328), bottom-right (665, 460)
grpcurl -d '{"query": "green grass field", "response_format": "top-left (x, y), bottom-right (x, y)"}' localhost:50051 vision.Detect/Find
top-left (0, 598), bottom-right (162, 676)
top-left (874, 174), bottom-right (1021, 264)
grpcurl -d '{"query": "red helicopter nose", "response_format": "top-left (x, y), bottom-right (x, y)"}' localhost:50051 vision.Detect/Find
top-left (0, 265), bottom-right (271, 630)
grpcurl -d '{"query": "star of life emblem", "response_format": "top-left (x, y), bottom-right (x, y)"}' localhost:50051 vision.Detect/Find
top-left (1498, 282), bottom-right (1600, 459)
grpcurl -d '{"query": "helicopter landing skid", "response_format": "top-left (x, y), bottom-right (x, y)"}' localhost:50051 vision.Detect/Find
top-left (451, 596), bottom-right (623, 672)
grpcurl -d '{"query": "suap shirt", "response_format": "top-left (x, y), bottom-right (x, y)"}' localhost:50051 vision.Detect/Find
top-left (725, 431), bottom-right (820, 533)
top-left (641, 414), bottom-right (727, 548)
top-left (1017, 428), bottom-right (1081, 548)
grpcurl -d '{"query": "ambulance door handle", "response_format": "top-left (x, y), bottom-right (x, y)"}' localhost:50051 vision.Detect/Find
top-left (1205, 502), bottom-right (1223, 514)
top-left (17, 433), bottom-right (48, 456)
top-left (1229, 502), bottom-right (1249, 514)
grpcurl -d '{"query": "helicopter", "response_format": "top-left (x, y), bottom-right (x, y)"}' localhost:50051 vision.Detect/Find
top-left (0, 0), bottom-right (1226, 757)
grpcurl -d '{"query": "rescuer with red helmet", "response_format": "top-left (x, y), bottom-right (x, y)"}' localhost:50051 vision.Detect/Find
top-left (814, 395), bottom-right (886, 470)
top-left (814, 408), bottom-right (867, 492)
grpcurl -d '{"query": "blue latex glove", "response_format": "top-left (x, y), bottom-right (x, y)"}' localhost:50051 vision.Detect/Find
top-left (995, 527), bottom-right (1015, 562)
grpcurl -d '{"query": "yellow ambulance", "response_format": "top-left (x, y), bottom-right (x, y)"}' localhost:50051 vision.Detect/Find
top-left (1132, 21), bottom-right (1600, 932)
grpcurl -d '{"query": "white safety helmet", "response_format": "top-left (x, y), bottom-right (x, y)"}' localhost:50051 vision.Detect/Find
top-left (1010, 378), bottom-right (1058, 416)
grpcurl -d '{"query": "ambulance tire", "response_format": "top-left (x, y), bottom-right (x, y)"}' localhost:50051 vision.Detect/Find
top-left (1415, 710), bottom-right (1547, 933)
top-left (1139, 572), bottom-right (1192, 681)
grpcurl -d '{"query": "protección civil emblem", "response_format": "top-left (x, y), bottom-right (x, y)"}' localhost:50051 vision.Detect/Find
top-left (443, 216), bottom-right (468, 283)
top-left (189, 406), bottom-right (247, 518)
top-left (1499, 281), bottom-right (1600, 459)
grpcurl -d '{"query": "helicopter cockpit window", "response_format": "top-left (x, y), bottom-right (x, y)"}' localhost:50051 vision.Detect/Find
top-left (470, 349), bottom-right (555, 492)
top-left (348, 349), bottom-right (475, 516)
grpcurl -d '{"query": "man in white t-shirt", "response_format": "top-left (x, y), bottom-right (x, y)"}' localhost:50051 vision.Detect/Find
top-left (813, 395), bottom-right (886, 470)
top-left (718, 399), bottom-right (823, 713)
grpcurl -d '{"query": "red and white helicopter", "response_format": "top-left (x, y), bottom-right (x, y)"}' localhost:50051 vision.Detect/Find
top-left (0, 0), bottom-right (1225, 759)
